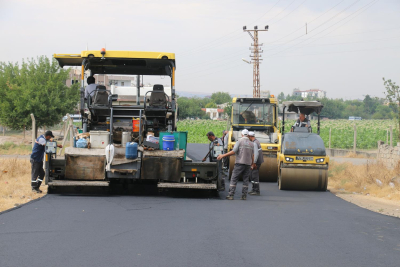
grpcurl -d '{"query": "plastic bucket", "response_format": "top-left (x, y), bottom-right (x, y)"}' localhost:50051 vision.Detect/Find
top-left (132, 118), bottom-right (140, 132)
top-left (162, 135), bottom-right (175, 151)
top-left (122, 132), bottom-right (131, 147)
top-left (126, 142), bottom-right (138, 159)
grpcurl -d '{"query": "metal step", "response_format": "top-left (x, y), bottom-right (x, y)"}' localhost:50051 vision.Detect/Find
top-left (48, 180), bottom-right (109, 187)
top-left (157, 183), bottom-right (217, 190)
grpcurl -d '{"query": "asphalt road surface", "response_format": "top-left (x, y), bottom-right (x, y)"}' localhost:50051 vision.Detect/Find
top-left (0, 144), bottom-right (399, 267)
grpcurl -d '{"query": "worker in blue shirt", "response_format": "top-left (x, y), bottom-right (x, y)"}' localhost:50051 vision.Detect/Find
top-left (30, 131), bottom-right (62, 193)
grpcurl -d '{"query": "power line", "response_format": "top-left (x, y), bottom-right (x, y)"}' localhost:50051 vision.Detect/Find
top-left (180, 0), bottom-right (351, 70)
top-left (264, 0), bottom-right (346, 45)
top-left (264, 0), bottom-right (378, 58)
top-left (179, 0), bottom-right (283, 56)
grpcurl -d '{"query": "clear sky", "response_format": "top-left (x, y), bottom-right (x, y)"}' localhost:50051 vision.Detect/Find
top-left (0, 0), bottom-right (399, 99)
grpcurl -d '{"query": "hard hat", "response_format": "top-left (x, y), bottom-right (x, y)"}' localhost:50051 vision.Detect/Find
top-left (241, 129), bottom-right (249, 136)
top-left (248, 131), bottom-right (255, 137)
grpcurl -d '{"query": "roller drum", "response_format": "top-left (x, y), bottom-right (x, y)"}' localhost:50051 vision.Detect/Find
top-left (229, 154), bottom-right (278, 182)
top-left (279, 165), bottom-right (328, 191)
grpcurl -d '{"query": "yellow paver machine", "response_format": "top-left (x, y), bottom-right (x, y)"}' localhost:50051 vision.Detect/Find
top-left (277, 101), bottom-right (329, 191)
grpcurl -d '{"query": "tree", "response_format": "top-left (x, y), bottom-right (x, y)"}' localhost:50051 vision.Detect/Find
top-left (223, 102), bottom-right (232, 118)
top-left (211, 92), bottom-right (231, 104)
top-left (205, 102), bottom-right (217, 108)
top-left (277, 92), bottom-right (285, 102)
top-left (383, 77), bottom-right (400, 139)
top-left (0, 56), bottom-right (80, 130)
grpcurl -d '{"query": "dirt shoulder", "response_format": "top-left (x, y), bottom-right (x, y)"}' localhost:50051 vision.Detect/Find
top-left (331, 190), bottom-right (400, 218)
top-left (328, 158), bottom-right (400, 219)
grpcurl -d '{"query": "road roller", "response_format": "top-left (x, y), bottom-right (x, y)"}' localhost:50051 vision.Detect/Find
top-left (277, 101), bottom-right (329, 191)
top-left (228, 96), bottom-right (281, 182)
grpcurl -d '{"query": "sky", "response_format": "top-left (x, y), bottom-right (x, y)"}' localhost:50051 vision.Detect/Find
top-left (0, 0), bottom-right (399, 99)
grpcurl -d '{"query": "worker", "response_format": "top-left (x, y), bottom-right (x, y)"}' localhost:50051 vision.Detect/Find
top-left (30, 131), bottom-right (62, 193)
top-left (217, 129), bottom-right (258, 200)
top-left (248, 131), bottom-right (263, 196)
top-left (222, 130), bottom-right (229, 170)
top-left (291, 113), bottom-right (311, 132)
top-left (202, 131), bottom-right (226, 191)
top-left (84, 76), bottom-right (98, 100)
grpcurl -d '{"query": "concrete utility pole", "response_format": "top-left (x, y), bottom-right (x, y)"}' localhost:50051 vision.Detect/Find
top-left (243, 25), bottom-right (268, 98)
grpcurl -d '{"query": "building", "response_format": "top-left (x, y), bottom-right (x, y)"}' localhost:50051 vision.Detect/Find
top-left (201, 108), bottom-right (225, 120)
top-left (65, 68), bottom-right (82, 87)
top-left (292, 88), bottom-right (326, 98)
top-left (95, 74), bottom-right (137, 90)
top-left (260, 90), bottom-right (270, 98)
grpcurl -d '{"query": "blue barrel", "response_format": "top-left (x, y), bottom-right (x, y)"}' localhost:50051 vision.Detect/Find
top-left (126, 142), bottom-right (138, 159)
top-left (76, 138), bottom-right (88, 148)
top-left (162, 135), bottom-right (175, 151)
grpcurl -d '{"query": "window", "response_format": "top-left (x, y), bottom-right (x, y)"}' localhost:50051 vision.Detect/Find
top-left (232, 103), bottom-right (273, 125)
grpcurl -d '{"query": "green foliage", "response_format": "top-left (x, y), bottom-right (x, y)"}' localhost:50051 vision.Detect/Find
top-left (177, 120), bottom-right (226, 143)
top-left (177, 96), bottom-right (208, 119)
top-left (282, 119), bottom-right (398, 150)
top-left (224, 102), bottom-right (232, 118)
top-left (210, 92), bottom-right (231, 104)
top-left (0, 56), bottom-right (80, 130)
top-left (383, 77), bottom-right (400, 139)
top-left (205, 102), bottom-right (217, 108)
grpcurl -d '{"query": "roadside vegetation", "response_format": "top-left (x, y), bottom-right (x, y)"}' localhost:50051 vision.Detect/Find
top-left (328, 160), bottom-right (400, 201)
top-left (0, 142), bottom-right (31, 155)
top-left (177, 119), bottom-right (398, 149)
top-left (0, 158), bottom-right (47, 212)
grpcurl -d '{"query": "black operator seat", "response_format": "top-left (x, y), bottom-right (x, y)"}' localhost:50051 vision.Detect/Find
top-left (148, 84), bottom-right (167, 109)
top-left (92, 85), bottom-right (109, 107)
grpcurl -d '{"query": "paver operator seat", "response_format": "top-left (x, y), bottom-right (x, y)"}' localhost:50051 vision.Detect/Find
top-left (89, 85), bottom-right (111, 117)
top-left (148, 84), bottom-right (168, 109)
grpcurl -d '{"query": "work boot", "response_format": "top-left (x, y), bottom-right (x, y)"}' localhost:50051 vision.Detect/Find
top-left (249, 191), bottom-right (260, 196)
top-left (226, 195), bottom-right (234, 200)
top-left (240, 194), bottom-right (247, 200)
top-left (32, 187), bottom-right (42, 194)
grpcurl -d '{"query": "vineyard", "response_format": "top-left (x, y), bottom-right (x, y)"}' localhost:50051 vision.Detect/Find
top-left (177, 119), bottom-right (399, 149)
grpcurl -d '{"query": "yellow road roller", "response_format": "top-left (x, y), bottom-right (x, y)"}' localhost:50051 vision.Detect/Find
top-left (228, 96), bottom-right (281, 182)
top-left (277, 101), bottom-right (329, 191)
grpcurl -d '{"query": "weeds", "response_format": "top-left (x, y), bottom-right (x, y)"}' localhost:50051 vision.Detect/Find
top-left (0, 141), bottom-right (31, 155)
top-left (328, 160), bottom-right (400, 201)
top-left (0, 158), bottom-right (47, 212)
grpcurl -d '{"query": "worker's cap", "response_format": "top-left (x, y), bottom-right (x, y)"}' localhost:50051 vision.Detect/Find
top-left (45, 130), bottom-right (54, 138)
top-left (241, 129), bottom-right (249, 136)
top-left (206, 131), bottom-right (215, 137)
top-left (248, 131), bottom-right (255, 137)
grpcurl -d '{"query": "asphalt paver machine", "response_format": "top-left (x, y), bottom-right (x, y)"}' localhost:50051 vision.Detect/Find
top-left (45, 49), bottom-right (222, 192)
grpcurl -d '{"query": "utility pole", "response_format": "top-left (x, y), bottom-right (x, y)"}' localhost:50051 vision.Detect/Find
top-left (243, 25), bottom-right (268, 98)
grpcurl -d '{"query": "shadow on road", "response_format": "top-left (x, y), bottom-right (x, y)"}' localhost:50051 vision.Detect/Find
top-left (48, 183), bottom-right (221, 199)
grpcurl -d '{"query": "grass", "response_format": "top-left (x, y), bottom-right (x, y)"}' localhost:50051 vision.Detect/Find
top-left (0, 158), bottom-right (47, 212)
top-left (0, 142), bottom-right (32, 155)
top-left (328, 160), bottom-right (400, 201)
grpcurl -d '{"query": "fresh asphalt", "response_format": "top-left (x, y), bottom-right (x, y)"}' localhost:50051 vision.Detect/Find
top-left (0, 144), bottom-right (399, 267)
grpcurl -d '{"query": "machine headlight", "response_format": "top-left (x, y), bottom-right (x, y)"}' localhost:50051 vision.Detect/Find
top-left (285, 157), bottom-right (294, 162)
top-left (267, 146), bottom-right (273, 150)
top-left (316, 158), bottom-right (325, 163)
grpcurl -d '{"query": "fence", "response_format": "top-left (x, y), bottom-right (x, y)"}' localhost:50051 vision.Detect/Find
top-left (377, 141), bottom-right (400, 168)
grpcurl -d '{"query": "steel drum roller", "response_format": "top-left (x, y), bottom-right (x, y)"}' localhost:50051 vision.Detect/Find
top-left (279, 165), bottom-right (328, 191)
top-left (229, 153), bottom-right (278, 182)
